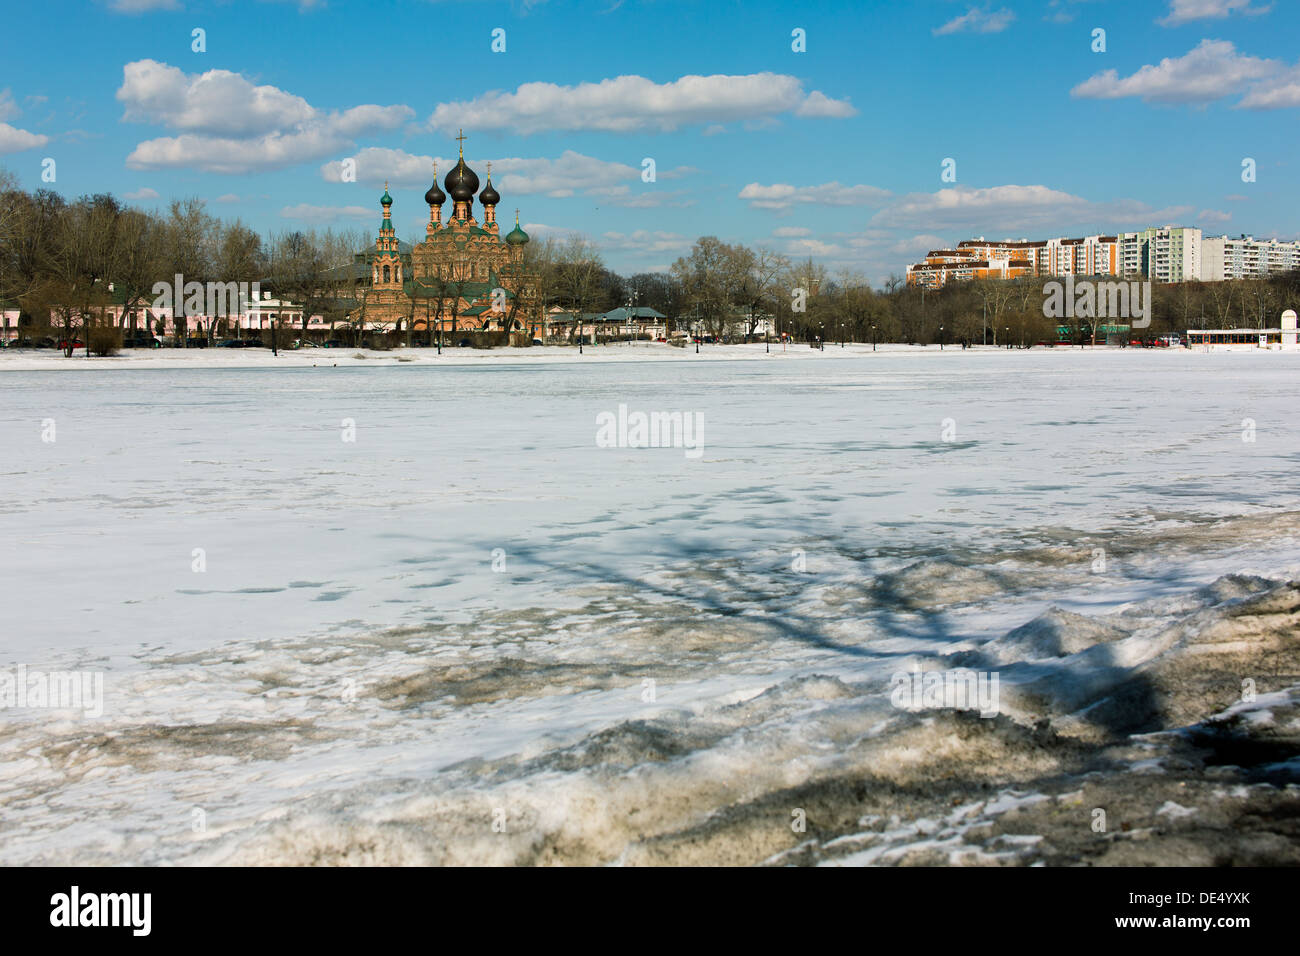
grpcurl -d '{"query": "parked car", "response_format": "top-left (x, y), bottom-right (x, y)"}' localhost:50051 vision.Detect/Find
top-left (122, 331), bottom-right (162, 348)
top-left (531, 338), bottom-right (544, 346)
top-left (57, 338), bottom-right (84, 350)
top-left (322, 339), bottom-right (346, 348)
top-left (218, 339), bottom-right (243, 348)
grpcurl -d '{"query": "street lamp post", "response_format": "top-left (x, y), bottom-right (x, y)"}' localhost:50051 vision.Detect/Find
top-left (871, 325), bottom-right (876, 351)
top-left (939, 325), bottom-right (944, 350)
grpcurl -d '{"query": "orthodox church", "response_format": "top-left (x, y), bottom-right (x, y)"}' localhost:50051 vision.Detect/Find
top-left (354, 133), bottom-right (536, 337)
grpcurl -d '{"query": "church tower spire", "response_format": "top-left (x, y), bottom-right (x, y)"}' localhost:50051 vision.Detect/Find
top-left (424, 160), bottom-right (446, 233)
top-left (480, 160), bottom-right (500, 228)
top-left (443, 129), bottom-right (479, 223)
top-left (373, 180), bottom-right (401, 289)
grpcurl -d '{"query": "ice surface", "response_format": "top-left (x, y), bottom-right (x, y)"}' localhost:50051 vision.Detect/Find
top-left (2, 345), bottom-right (1299, 865)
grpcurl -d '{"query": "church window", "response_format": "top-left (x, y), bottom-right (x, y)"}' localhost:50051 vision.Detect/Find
top-left (383, 265), bottom-right (391, 283)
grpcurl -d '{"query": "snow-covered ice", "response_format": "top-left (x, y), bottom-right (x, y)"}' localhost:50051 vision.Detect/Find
top-left (1, 345), bottom-right (1298, 865)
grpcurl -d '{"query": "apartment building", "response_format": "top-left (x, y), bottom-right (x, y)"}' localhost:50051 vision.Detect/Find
top-left (1118, 233), bottom-right (1144, 278)
top-left (906, 235), bottom-right (1119, 287)
top-left (905, 225), bottom-right (1300, 287)
top-left (1136, 226), bottom-right (1202, 283)
top-left (905, 246), bottom-right (1036, 289)
top-left (1202, 235), bottom-right (1300, 281)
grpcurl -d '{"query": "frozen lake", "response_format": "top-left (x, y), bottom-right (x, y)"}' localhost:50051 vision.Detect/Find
top-left (3, 347), bottom-right (1299, 865)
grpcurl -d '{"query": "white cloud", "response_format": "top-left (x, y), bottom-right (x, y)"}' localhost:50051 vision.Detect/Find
top-left (1236, 67), bottom-right (1300, 108)
top-left (738, 181), bottom-right (892, 211)
top-left (118, 61), bottom-right (313, 135)
top-left (600, 230), bottom-right (692, 254)
top-left (322, 147), bottom-right (690, 205)
top-left (1197, 208), bottom-right (1233, 222)
top-left (0, 123), bottom-right (48, 154)
top-left (495, 151), bottom-right (637, 197)
top-left (519, 222), bottom-right (566, 239)
top-left (109, 0), bottom-right (181, 12)
top-left (279, 204), bottom-right (375, 222)
top-left (934, 6), bottom-right (1016, 35)
top-left (1071, 39), bottom-right (1278, 105)
top-left (783, 238), bottom-right (846, 257)
top-left (795, 91), bottom-right (859, 118)
top-left (0, 89), bottom-right (46, 153)
top-left (214, 193), bottom-right (241, 203)
top-left (118, 60), bottom-right (412, 172)
top-left (772, 226), bottom-right (812, 237)
top-left (427, 73), bottom-right (854, 134)
top-left (868, 184), bottom-right (1194, 234)
top-left (321, 147), bottom-right (449, 187)
top-left (124, 187), bottom-right (160, 200)
top-left (1159, 0), bottom-right (1272, 27)
top-left (129, 129), bottom-right (351, 174)
top-left (888, 234), bottom-right (950, 255)
top-left (586, 185), bottom-right (694, 208)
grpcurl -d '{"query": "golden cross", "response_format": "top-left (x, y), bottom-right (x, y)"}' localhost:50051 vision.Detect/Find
top-left (455, 129), bottom-right (466, 156)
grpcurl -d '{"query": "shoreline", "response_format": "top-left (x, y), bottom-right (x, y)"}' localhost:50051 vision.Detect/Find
top-left (0, 340), bottom-right (1281, 371)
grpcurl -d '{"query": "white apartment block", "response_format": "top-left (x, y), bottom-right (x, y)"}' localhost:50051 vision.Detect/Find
top-left (910, 226), bottom-right (1299, 287)
top-left (1202, 235), bottom-right (1300, 281)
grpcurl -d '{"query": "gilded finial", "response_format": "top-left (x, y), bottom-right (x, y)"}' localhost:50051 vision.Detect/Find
top-left (455, 128), bottom-right (466, 158)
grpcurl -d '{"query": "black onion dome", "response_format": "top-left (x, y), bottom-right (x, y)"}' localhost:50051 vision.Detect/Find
top-left (444, 157), bottom-right (479, 202)
top-left (424, 178), bottom-right (446, 206)
top-left (479, 177), bottom-right (500, 206)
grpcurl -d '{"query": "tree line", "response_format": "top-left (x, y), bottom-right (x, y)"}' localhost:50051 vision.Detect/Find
top-left (5, 169), bottom-right (1298, 354)
top-left (0, 169), bottom-right (362, 354)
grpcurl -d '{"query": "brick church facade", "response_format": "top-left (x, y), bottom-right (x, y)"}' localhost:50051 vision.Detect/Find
top-left (354, 134), bottom-right (538, 338)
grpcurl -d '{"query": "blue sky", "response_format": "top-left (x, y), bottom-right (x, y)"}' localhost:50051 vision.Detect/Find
top-left (1, 0), bottom-right (1297, 282)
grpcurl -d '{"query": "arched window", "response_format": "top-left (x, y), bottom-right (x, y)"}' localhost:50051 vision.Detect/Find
top-left (383, 265), bottom-right (391, 283)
